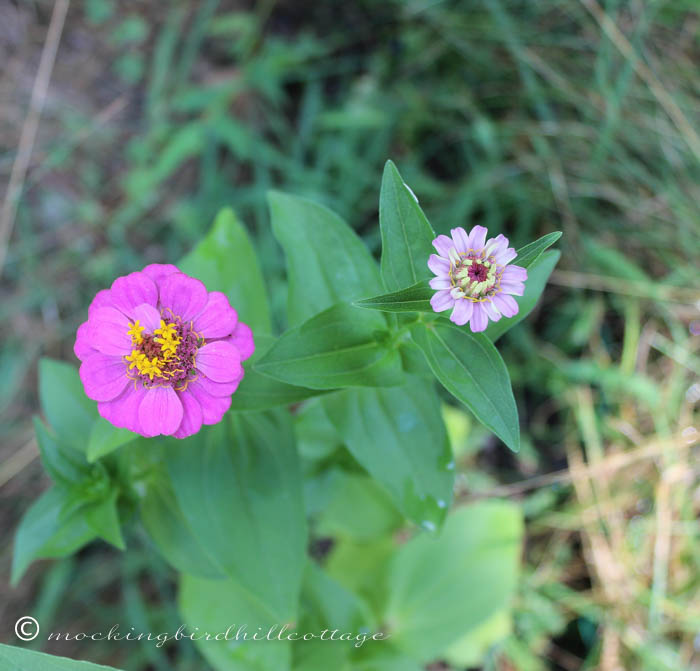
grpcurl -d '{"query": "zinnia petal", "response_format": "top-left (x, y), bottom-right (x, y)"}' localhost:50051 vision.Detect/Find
top-left (450, 299), bottom-right (473, 326)
top-left (110, 272), bottom-right (158, 318)
top-left (432, 234), bottom-right (453, 258)
top-left (98, 384), bottom-right (148, 433)
top-left (428, 254), bottom-right (450, 276)
top-left (483, 300), bottom-right (502, 322)
top-left (74, 321), bottom-right (97, 361)
top-left (430, 289), bottom-right (454, 312)
top-left (500, 280), bottom-right (525, 296)
top-left (88, 307), bottom-right (132, 355)
top-left (80, 353), bottom-right (129, 402)
top-left (469, 302), bottom-right (488, 332)
top-left (88, 289), bottom-right (118, 318)
top-left (196, 341), bottom-right (243, 382)
top-left (193, 291), bottom-right (238, 339)
top-left (141, 263), bottom-right (180, 288)
top-left (138, 386), bottom-right (184, 437)
top-left (160, 273), bottom-right (208, 321)
top-left (186, 379), bottom-right (233, 425)
top-left (494, 246), bottom-right (517, 265)
top-left (195, 374), bottom-right (242, 397)
top-left (493, 293), bottom-right (519, 318)
top-left (483, 233), bottom-right (508, 259)
top-left (132, 303), bottom-right (162, 332)
top-left (467, 225), bottom-right (488, 251)
top-left (429, 277), bottom-right (452, 290)
top-left (224, 322), bottom-right (255, 361)
top-left (450, 227), bottom-right (470, 254)
top-left (503, 265), bottom-right (527, 282)
top-left (173, 391), bottom-right (204, 439)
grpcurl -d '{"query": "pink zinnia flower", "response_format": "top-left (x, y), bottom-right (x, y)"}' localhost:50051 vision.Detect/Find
top-left (428, 226), bottom-right (527, 332)
top-left (74, 264), bottom-right (254, 438)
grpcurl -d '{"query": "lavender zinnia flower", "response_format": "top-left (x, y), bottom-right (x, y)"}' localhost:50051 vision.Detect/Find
top-left (428, 226), bottom-right (527, 332)
top-left (74, 264), bottom-right (254, 438)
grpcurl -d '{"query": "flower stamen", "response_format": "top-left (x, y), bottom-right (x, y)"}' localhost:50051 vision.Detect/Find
top-left (123, 315), bottom-right (200, 387)
top-left (127, 320), bottom-right (144, 344)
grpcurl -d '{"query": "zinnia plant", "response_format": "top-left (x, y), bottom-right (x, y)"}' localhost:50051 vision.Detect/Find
top-left (13, 163), bottom-right (562, 671)
top-left (74, 264), bottom-right (254, 438)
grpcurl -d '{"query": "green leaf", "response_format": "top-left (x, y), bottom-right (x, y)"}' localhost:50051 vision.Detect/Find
top-left (294, 398), bottom-right (342, 461)
top-left (255, 303), bottom-right (404, 390)
top-left (179, 207), bottom-right (272, 333)
top-left (316, 471), bottom-right (403, 541)
top-left (167, 411), bottom-right (307, 621)
top-left (229, 334), bottom-right (327, 410)
top-left (293, 562), bottom-right (377, 669)
top-left (38, 358), bottom-right (97, 451)
top-left (140, 474), bottom-right (224, 579)
top-left (23, 419), bottom-right (125, 565)
top-left (514, 231), bottom-right (562, 269)
top-left (351, 651), bottom-right (424, 671)
top-left (411, 322), bottom-right (520, 451)
top-left (484, 249), bottom-right (560, 341)
top-left (325, 537), bottom-right (395, 614)
top-left (229, 370), bottom-right (327, 410)
top-left (84, 490), bottom-right (124, 550)
top-left (0, 642), bottom-right (123, 670)
top-left (397, 338), bottom-right (434, 378)
top-left (443, 609), bottom-right (512, 668)
top-left (323, 381), bottom-right (454, 530)
top-left (291, 641), bottom-right (352, 671)
top-left (179, 573), bottom-right (291, 671)
top-left (379, 161), bottom-right (435, 291)
top-left (12, 488), bottom-right (97, 585)
top-left (34, 417), bottom-right (91, 486)
top-left (301, 561), bottom-right (376, 632)
top-left (86, 417), bottom-right (137, 462)
top-left (384, 501), bottom-right (523, 662)
top-left (268, 191), bottom-right (382, 325)
top-left (355, 279), bottom-right (433, 313)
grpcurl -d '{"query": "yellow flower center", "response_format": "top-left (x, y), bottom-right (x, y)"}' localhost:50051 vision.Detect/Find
top-left (125, 318), bottom-right (187, 382)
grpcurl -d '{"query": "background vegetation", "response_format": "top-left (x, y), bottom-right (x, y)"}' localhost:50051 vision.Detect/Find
top-left (1, 0), bottom-right (698, 669)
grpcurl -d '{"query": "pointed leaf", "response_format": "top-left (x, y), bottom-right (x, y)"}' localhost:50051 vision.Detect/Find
top-left (355, 279), bottom-right (433, 313)
top-left (86, 417), bottom-right (137, 462)
top-left (229, 333), bottom-right (327, 410)
top-left (34, 417), bottom-right (91, 486)
top-left (84, 490), bottom-right (125, 550)
top-left (38, 358), bottom-right (97, 451)
top-left (514, 231), bottom-right (562, 269)
top-left (12, 488), bottom-right (97, 584)
top-left (411, 322), bottom-right (520, 451)
top-left (179, 207), bottom-right (272, 333)
top-left (379, 161), bottom-right (435, 291)
top-left (293, 562), bottom-right (377, 669)
top-left (315, 471), bottom-right (404, 541)
top-left (0, 643), bottom-right (123, 670)
top-left (179, 573), bottom-right (291, 671)
top-left (323, 381), bottom-right (454, 529)
top-left (255, 303), bottom-right (404, 390)
top-left (269, 191), bottom-right (382, 325)
top-left (140, 475), bottom-right (224, 579)
top-left (484, 249), bottom-right (560, 341)
top-left (167, 411), bottom-right (307, 621)
top-left (230, 370), bottom-right (328, 410)
top-left (384, 501), bottom-right (523, 662)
